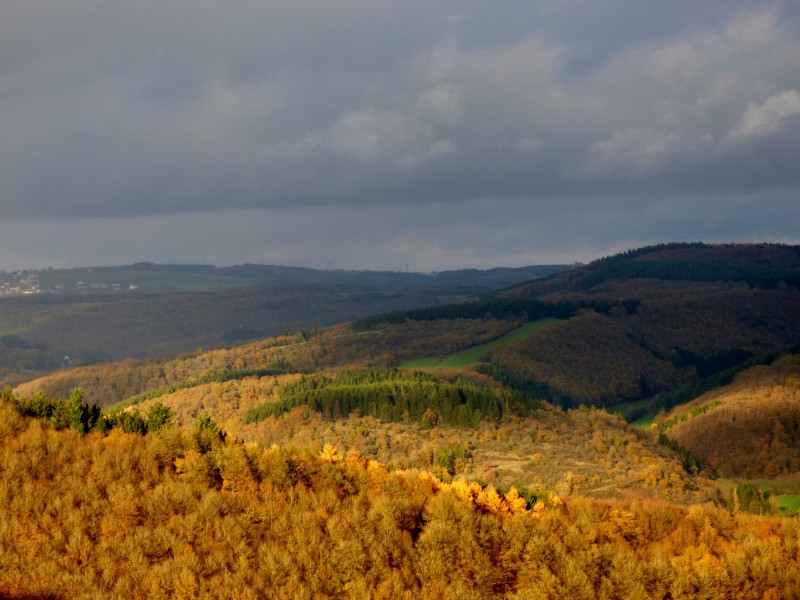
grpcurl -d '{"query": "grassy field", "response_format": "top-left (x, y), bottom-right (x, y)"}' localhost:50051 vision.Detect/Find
top-left (716, 477), bottom-right (800, 516)
top-left (776, 494), bottom-right (800, 514)
top-left (401, 318), bottom-right (559, 370)
top-left (610, 397), bottom-right (660, 429)
top-left (630, 413), bottom-right (657, 430)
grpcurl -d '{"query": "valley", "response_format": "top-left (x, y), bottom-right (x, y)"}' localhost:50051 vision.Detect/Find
top-left (0, 263), bottom-right (567, 387)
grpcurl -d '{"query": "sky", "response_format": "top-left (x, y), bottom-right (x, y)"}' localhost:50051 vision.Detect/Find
top-left (1, 1), bottom-right (799, 272)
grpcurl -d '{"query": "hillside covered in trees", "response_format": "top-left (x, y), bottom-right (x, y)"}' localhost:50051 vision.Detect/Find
top-left (0, 263), bottom-right (566, 386)
top-left (13, 319), bottom-right (522, 407)
top-left (5, 242), bottom-right (800, 597)
top-left (481, 243), bottom-right (800, 409)
top-left (658, 353), bottom-right (800, 478)
top-left (17, 243), bottom-right (799, 413)
top-left (506, 242), bottom-right (800, 296)
top-left (3, 391), bottom-right (800, 599)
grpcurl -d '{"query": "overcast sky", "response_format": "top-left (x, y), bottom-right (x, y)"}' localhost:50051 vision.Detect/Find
top-left (1, 1), bottom-right (799, 271)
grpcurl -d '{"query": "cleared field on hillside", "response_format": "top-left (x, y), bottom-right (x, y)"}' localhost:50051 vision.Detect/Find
top-left (401, 318), bottom-right (559, 370)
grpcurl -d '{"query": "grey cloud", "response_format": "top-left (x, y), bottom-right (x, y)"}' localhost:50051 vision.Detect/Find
top-left (729, 90), bottom-right (800, 141)
top-left (0, 1), bottom-right (798, 269)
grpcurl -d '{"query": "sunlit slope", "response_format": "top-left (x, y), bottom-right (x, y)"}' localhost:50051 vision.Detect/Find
top-left (11, 308), bottom-right (721, 504)
top-left (14, 319), bottom-right (522, 408)
top-left (657, 354), bottom-right (800, 478)
top-left (137, 376), bottom-right (717, 503)
top-left (2, 402), bottom-right (798, 598)
top-left (118, 365), bottom-right (716, 505)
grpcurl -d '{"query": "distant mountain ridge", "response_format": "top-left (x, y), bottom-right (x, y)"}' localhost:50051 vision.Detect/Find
top-left (18, 262), bottom-right (569, 295)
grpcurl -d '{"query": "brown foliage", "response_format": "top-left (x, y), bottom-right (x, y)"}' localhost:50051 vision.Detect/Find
top-left (489, 311), bottom-right (686, 406)
top-left (488, 285), bottom-right (800, 408)
top-left (15, 319), bottom-right (518, 408)
top-left (133, 379), bottom-right (716, 505)
top-left (3, 410), bottom-right (800, 598)
top-left (663, 355), bottom-right (800, 477)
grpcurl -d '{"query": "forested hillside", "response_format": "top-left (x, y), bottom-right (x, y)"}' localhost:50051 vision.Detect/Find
top-left (142, 381), bottom-right (713, 503)
top-left (2, 396), bottom-right (800, 599)
top-left (5, 243), bottom-right (800, 597)
top-left (0, 263), bottom-right (566, 386)
top-left (481, 243), bottom-right (800, 409)
top-left (506, 242), bottom-right (800, 296)
top-left (16, 243), bottom-right (800, 415)
top-left (14, 320), bottom-right (521, 407)
top-left (658, 354), bottom-right (800, 478)
top-left (479, 287), bottom-right (800, 407)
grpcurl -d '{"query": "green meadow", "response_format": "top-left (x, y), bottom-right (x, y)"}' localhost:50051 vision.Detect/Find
top-left (776, 494), bottom-right (800, 514)
top-left (401, 318), bottom-right (558, 370)
top-left (611, 397), bottom-right (659, 429)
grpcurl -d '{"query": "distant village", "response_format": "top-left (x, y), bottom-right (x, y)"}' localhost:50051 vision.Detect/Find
top-left (0, 270), bottom-right (138, 296)
top-left (0, 271), bottom-right (44, 296)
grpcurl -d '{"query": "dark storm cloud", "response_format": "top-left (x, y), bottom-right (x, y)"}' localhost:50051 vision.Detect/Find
top-left (0, 1), bottom-right (798, 268)
top-left (4, 192), bottom-right (799, 273)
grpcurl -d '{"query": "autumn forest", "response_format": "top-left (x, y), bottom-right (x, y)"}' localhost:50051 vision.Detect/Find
top-left (2, 243), bottom-right (800, 598)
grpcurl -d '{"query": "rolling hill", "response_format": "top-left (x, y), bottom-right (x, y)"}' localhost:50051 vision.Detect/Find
top-left (12, 313), bottom-right (719, 504)
top-left (0, 262), bottom-right (567, 387)
top-left (657, 353), bottom-right (800, 478)
top-left (5, 243), bottom-right (800, 597)
top-left (482, 243), bottom-right (800, 409)
top-left (3, 398), bottom-right (797, 598)
top-left (16, 243), bottom-right (800, 415)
